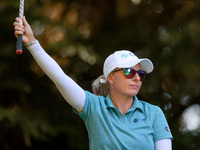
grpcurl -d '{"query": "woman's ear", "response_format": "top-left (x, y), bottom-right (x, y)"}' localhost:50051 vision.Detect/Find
top-left (107, 73), bottom-right (114, 85)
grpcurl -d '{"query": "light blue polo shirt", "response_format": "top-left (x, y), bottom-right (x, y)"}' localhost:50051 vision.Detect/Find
top-left (74, 91), bottom-right (173, 150)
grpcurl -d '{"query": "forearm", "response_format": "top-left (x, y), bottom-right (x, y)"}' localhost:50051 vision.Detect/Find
top-left (27, 41), bottom-right (85, 111)
top-left (27, 41), bottom-right (65, 83)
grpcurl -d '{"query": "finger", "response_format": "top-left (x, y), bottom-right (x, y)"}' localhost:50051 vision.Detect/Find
top-left (13, 22), bottom-right (24, 28)
top-left (13, 21), bottom-right (21, 26)
top-left (14, 26), bottom-right (25, 32)
top-left (15, 31), bottom-right (24, 37)
top-left (13, 23), bottom-right (25, 31)
top-left (15, 17), bottom-right (20, 22)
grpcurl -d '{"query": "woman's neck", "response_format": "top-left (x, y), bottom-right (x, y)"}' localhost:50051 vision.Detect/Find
top-left (110, 92), bottom-right (134, 115)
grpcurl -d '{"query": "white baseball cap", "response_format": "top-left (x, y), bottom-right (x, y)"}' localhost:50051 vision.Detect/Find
top-left (101, 50), bottom-right (153, 83)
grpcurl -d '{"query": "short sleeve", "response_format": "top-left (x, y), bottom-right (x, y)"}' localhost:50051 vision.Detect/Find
top-left (153, 106), bottom-right (173, 142)
top-left (73, 91), bottom-right (104, 121)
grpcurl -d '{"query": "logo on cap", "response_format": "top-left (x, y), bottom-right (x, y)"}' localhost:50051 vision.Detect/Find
top-left (129, 52), bottom-right (136, 57)
top-left (121, 52), bottom-right (136, 58)
top-left (121, 53), bottom-right (129, 58)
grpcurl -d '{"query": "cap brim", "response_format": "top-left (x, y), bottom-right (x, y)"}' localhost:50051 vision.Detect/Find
top-left (139, 59), bottom-right (154, 73)
top-left (117, 58), bottom-right (153, 73)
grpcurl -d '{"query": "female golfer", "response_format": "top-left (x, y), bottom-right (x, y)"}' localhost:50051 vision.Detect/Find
top-left (14, 16), bottom-right (173, 150)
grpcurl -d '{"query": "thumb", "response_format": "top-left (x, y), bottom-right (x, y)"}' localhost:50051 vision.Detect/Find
top-left (22, 16), bottom-right (29, 26)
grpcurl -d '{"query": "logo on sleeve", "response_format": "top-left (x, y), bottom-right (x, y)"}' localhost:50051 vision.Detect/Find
top-left (164, 127), bottom-right (170, 132)
top-left (107, 113), bottom-right (112, 117)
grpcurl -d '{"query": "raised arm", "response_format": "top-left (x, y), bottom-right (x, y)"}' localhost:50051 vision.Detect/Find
top-left (14, 16), bottom-right (85, 112)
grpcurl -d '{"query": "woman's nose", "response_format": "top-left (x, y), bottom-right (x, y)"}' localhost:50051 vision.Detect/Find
top-left (132, 73), bottom-right (140, 81)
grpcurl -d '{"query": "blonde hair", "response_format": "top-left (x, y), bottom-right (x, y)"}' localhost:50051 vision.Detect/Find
top-left (92, 75), bottom-right (110, 97)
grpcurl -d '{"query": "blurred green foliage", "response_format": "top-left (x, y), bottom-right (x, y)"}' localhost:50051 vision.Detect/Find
top-left (0, 0), bottom-right (200, 149)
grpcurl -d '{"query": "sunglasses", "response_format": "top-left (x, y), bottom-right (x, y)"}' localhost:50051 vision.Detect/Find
top-left (113, 68), bottom-right (146, 81)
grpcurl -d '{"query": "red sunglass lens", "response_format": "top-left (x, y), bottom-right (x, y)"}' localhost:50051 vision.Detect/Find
top-left (124, 68), bottom-right (136, 79)
top-left (138, 71), bottom-right (146, 81)
top-left (124, 69), bottom-right (146, 81)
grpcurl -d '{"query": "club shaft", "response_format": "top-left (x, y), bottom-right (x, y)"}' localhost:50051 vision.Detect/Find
top-left (16, 0), bottom-right (24, 55)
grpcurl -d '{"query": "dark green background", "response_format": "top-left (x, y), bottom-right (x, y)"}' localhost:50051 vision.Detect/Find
top-left (1, 0), bottom-right (200, 149)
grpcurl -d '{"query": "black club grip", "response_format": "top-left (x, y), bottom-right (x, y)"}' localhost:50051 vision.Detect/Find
top-left (16, 34), bottom-right (23, 55)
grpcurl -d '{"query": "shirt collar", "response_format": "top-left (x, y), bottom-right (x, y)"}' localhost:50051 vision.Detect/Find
top-left (105, 94), bottom-right (144, 113)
